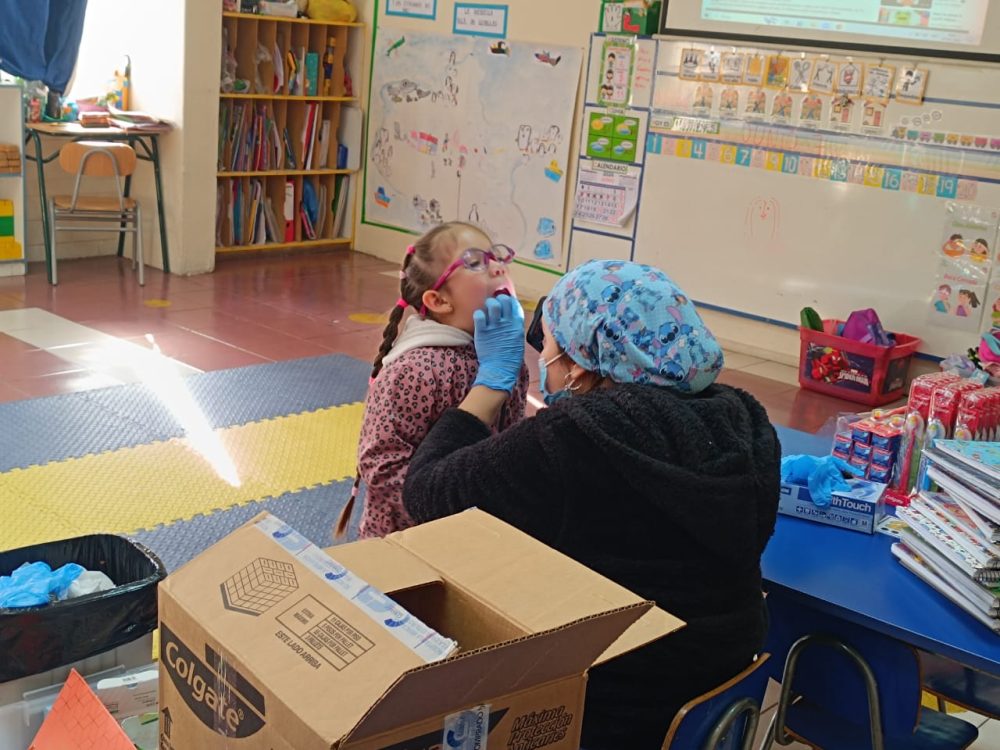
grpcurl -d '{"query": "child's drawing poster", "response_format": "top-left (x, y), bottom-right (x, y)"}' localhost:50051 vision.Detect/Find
top-left (365, 27), bottom-right (583, 265)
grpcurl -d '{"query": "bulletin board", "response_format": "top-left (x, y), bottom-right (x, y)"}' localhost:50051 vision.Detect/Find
top-left (570, 32), bottom-right (1000, 358)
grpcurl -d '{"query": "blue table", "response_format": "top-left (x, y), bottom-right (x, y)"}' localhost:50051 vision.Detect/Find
top-left (766, 426), bottom-right (1000, 677)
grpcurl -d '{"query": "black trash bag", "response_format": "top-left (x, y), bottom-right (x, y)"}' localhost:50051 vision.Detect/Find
top-left (0, 534), bottom-right (166, 683)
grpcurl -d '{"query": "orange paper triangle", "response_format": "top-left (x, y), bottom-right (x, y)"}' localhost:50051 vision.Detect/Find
top-left (29, 668), bottom-right (135, 750)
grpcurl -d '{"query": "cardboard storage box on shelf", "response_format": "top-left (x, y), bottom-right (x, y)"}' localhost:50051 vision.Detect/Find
top-left (158, 510), bottom-right (682, 750)
top-left (778, 477), bottom-right (887, 534)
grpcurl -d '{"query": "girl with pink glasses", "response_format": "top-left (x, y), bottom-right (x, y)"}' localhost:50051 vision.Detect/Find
top-left (344, 221), bottom-right (529, 538)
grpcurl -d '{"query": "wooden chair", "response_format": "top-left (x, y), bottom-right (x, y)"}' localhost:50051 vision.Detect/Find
top-left (47, 141), bottom-right (144, 285)
top-left (660, 654), bottom-right (772, 750)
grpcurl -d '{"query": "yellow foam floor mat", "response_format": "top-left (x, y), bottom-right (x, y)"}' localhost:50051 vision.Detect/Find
top-left (0, 403), bottom-right (364, 550)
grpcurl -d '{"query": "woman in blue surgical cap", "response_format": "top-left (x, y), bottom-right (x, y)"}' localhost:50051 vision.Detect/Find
top-left (403, 260), bottom-right (781, 750)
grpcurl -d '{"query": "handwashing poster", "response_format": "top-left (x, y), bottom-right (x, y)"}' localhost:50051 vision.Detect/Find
top-left (929, 203), bottom-right (999, 332)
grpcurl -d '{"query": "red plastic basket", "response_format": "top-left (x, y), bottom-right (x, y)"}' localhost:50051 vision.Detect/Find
top-left (799, 320), bottom-right (921, 406)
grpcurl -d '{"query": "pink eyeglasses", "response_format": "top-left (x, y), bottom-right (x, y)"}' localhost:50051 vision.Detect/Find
top-left (419, 244), bottom-right (516, 316)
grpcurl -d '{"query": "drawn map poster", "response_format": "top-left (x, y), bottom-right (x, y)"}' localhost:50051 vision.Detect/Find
top-left (365, 27), bottom-right (582, 265)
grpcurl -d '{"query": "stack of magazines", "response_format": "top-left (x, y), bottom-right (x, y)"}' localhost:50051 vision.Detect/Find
top-left (893, 440), bottom-right (1000, 633)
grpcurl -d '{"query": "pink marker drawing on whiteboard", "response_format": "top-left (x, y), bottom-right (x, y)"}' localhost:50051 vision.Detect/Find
top-left (745, 197), bottom-right (781, 241)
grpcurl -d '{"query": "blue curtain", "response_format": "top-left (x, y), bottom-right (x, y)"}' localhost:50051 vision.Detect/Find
top-left (0, 0), bottom-right (89, 92)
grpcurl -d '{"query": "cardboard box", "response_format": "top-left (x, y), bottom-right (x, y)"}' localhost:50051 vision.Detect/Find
top-left (158, 510), bottom-right (682, 750)
top-left (778, 478), bottom-right (887, 534)
top-left (95, 666), bottom-right (159, 722)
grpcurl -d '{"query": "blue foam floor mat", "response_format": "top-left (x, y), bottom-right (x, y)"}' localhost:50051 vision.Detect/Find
top-left (0, 354), bottom-right (371, 471)
top-left (131, 482), bottom-right (367, 572)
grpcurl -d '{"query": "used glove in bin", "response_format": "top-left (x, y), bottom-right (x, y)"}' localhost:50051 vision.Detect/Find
top-left (0, 561), bottom-right (85, 607)
top-left (0, 534), bottom-right (165, 683)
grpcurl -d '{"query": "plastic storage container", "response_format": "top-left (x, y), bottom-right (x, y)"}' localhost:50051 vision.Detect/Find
top-left (0, 535), bottom-right (165, 682)
top-left (799, 319), bottom-right (921, 406)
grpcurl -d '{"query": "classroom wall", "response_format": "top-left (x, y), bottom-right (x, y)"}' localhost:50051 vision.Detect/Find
top-left (348, 0), bottom-right (595, 301)
top-left (344, 0), bottom-right (801, 363)
top-left (22, 0), bottom-right (219, 276)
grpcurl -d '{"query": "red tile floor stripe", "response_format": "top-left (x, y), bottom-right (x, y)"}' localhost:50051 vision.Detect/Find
top-left (0, 253), bottom-right (862, 433)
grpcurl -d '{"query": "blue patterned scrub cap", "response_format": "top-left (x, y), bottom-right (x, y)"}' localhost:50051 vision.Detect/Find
top-left (543, 260), bottom-right (724, 393)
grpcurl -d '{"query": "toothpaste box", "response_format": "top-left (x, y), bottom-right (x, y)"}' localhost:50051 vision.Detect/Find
top-left (158, 510), bottom-right (679, 750)
top-left (778, 478), bottom-right (887, 534)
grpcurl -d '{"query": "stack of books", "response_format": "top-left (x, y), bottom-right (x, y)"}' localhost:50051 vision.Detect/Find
top-left (219, 102), bottom-right (284, 173)
top-left (107, 106), bottom-right (166, 132)
top-left (215, 178), bottom-right (281, 247)
top-left (893, 440), bottom-right (1000, 633)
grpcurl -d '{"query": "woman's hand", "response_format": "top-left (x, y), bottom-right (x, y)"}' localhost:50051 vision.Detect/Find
top-left (472, 295), bottom-right (525, 393)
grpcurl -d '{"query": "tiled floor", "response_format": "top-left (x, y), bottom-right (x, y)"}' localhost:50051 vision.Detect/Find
top-left (0, 252), bottom-right (855, 436)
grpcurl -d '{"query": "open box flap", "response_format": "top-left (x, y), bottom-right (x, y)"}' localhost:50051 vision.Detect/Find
top-left (594, 606), bottom-right (685, 666)
top-left (324, 538), bottom-right (442, 595)
top-left (344, 603), bottom-right (649, 744)
top-left (388, 510), bottom-right (684, 636)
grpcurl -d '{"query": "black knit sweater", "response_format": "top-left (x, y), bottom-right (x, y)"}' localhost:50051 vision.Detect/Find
top-left (403, 382), bottom-right (781, 750)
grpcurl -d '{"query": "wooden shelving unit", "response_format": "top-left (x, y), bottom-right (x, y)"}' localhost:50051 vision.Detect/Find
top-left (0, 83), bottom-right (25, 277)
top-left (216, 11), bottom-right (363, 255)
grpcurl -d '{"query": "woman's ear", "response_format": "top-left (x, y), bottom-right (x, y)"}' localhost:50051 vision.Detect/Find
top-left (568, 362), bottom-right (602, 393)
top-left (421, 289), bottom-right (453, 316)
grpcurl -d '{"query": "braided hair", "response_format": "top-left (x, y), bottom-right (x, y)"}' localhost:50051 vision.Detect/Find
top-left (337, 221), bottom-right (488, 539)
top-left (370, 221), bottom-right (486, 379)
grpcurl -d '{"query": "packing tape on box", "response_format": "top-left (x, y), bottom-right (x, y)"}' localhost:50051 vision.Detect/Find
top-left (254, 515), bottom-right (457, 662)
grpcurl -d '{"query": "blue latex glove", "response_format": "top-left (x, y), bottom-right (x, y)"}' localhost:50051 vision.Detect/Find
top-left (0, 562), bottom-right (84, 608)
top-left (780, 454), bottom-right (865, 508)
top-left (472, 294), bottom-right (525, 393)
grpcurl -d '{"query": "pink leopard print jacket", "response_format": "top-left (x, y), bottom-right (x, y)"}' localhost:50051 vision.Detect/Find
top-left (357, 344), bottom-right (528, 538)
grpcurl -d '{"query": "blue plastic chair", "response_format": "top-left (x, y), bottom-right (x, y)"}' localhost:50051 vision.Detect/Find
top-left (921, 650), bottom-right (1000, 721)
top-left (762, 594), bottom-right (979, 749)
top-left (659, 653), bottom-right (772, 750)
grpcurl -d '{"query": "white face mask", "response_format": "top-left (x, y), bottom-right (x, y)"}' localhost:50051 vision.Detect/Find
top-left (538, 352), bottom-right (570, 406)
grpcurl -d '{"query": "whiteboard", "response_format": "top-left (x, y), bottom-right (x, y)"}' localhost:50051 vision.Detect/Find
top-left (363, 26), bottom-right (582, 266)
top-left (662, 0), bottom-right (1000, 60)
top-left (628, 36), bottom-right (1000, 357)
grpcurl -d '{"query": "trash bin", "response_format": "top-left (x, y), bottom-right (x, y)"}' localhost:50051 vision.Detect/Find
top-left (0, 534), bottom-right (165, 682)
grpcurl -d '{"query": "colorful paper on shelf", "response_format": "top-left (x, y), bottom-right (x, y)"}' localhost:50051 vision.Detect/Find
top-left (0, 237), bottom-right (22, 260)
top-left (304, 53), bottom-right (319, 97)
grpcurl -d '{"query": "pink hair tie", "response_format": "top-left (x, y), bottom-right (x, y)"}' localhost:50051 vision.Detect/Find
top-left (395, 298), bottom-right (408, 309)
top-left (405, 244), bottom-right (416, 256)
